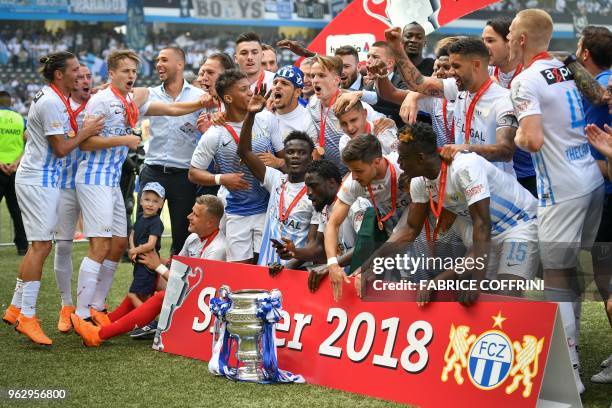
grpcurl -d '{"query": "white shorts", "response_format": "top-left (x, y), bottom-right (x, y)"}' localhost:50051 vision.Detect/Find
top-left (55, 188), bottom-right (81, 240)
top-left (225, 212), bottom-right (265, 261)
top-left (455, 217), bottom-right (539, 281)
top-left (76, 184), bottom-right (127, 238)
top-left (538, 185), bottom-right (604, 269)
top-left (486, 220), bottom-right (539, 280)
top-left (15, 183), bottom-right (60, 241)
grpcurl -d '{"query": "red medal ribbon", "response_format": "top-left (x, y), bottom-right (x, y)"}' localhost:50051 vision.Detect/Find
top-left (279, 182), bottom-right (307, 222)
top-left (255, 69), bottom-right (265, 94)
top-left (223, 124), bottom-right (240, 145)
top-left (366, 158), bottom-right (397, 230)
top-left (365, 121), bottom-right (372, 134)
top-left (464, 78), bottom-right (493, 144)
top-left (110, 85), bottom-right (139, 129)
top-left (526, 51), bottom-right (551, 69)
top-left (424, 160), bottom-right (448, 245)
top-left (49, 83), bottom-right (82, 134)
top-left (198, 229), bottom-right (220, 257)
top-left (493, 64), bottom-right (523, 88)
top-left (319, 89), bottom-right (340, 148)
top-left (72, 101), bottom-right (86, 118)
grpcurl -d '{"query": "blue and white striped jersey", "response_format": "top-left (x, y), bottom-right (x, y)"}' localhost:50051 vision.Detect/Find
top-left (75, 88), bottom-right (146, 187)
top-left (258, 167), bottom-right (316, 266)
top-left (190, 110), bottom-right (284, 216)
top-left (57, 98), bottom-right (86, 190)
top-left (15, 85), bottom-right (69, 187)
top-left (416, 96), bottom-right (455, 147)
top-left (411, 152), bottom-right (537, 237)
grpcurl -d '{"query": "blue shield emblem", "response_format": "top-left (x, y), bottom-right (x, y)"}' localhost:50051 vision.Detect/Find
top-left (468, 331), bottom-right (513, 390)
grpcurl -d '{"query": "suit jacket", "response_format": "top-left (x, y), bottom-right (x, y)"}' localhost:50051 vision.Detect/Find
top-left (364, 67), bottom-right (409, 127)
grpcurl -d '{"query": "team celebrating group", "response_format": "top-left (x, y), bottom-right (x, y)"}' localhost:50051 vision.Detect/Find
top-left (2, 8), bottom-right (612, 391)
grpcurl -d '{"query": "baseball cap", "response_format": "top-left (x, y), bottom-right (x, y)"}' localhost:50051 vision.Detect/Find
top-left (142, 182), bottom-right (165, 199)
top-left (274, 65), bottom-right (304, 89)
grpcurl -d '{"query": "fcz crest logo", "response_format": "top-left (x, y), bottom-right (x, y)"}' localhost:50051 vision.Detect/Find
top-left (441, 312), bottom-right (545, 398)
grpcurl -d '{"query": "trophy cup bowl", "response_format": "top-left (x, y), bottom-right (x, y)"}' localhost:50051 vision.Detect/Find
top-left (225, 289), bottom-right (269, 382)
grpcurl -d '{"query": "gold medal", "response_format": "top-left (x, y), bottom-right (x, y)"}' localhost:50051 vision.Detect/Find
top-left (316, 146), bottom-right (325, 156)
top-left (378, 220), bottom-right (384, 231)
top-left (67, 129), bottom-right (76, 138)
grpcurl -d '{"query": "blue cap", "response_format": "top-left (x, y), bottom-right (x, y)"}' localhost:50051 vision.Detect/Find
top-left (142, 182), bottom-right (165, 199)
top-left (274, 65), bottom-right (304, 89)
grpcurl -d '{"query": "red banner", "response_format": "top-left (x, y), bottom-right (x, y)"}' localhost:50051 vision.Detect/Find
top-left (307, 0), bottom-right (501, 57)
top-left (154, 257), bottom-right (570, 407)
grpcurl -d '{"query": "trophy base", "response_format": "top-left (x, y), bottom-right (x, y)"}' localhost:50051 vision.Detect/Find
top-left (236, 366), bottom-right (265, 382)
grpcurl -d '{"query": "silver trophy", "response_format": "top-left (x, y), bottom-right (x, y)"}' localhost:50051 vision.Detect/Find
top-left (225, 288), bottom-right (281, 382)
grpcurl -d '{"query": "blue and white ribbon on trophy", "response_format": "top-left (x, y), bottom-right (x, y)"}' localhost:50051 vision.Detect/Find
top-left (255, 290), bottom-right (304, 383)
top-left (208, 288), bottom-right (304, 384)
top-left (208, 292), bottom-right (235, 378)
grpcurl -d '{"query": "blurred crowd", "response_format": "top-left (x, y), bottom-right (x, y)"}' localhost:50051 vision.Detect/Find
top-left (486, 0), bottom-right (611, 14)
top-left (0, 25), bottom-right (314, 115)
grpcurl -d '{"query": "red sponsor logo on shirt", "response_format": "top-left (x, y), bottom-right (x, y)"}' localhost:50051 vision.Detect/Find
top-left (465, 184), bottom-right (484, 199)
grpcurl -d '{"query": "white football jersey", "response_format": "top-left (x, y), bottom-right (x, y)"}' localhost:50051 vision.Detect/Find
top-left (315, 197), bottom-right (371, 254)
top-left (249, 70), bottom-right (275, 94)
top-left (276, 104), bottom-right (317, 142)
top-left (337, 153), bottom-right (410, 234)
top-left (180, 231), bottom-right (227, 260)
top-left (410, 152), bottom-right (537, 237)
top-left (443, 78), bottom-right (517, 176)
top-left (258, 167), bottom-right (316, 266)
top-left (16, 85), bottom-right (69, 187)
top-left (511, 59), bottom-right (603, 206)
top-left (488, 65), bottom-right (523, 90)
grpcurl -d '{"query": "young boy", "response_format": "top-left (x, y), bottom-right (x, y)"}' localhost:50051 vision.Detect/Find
top-left (128, 182), bottom-right (165, 307)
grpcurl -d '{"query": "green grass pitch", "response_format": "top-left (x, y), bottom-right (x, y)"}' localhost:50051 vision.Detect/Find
top-left (0, 241), bottom-right (609, 407)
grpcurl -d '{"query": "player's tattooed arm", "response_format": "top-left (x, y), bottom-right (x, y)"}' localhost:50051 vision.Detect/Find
top-left (466, 130), bottom-right (516, 163)
top-left (474, 122), bottom-right (516, 162)
top-left (550, 51), bottom-right (609, 106)
top-left (384, 27), bottom-right (444, 98)
top-left (366, 60), bottom-right (409, 104)
top-left (568, 61), bottom-right (608, 105)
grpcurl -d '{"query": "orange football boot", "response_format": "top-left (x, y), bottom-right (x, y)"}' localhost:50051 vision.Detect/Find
top-left (2, 305), bottom-right (21, 325)
top-left (90, 308), bottom-right (112, 327)
top-left (70, 314), bottom-right (102, 347)
top-left (57, 305), bottom-right (76, 332)
top-left (15, 315), bottom-right (52, 345)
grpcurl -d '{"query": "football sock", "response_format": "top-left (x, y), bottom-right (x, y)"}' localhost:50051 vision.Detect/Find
top-left (54, 240), bottom-right (74, 306)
